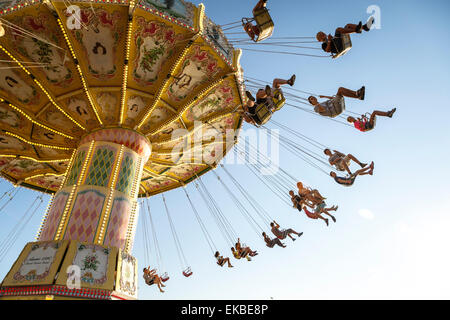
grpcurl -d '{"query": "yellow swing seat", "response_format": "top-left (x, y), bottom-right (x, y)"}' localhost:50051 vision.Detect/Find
top-left (252, 102), bottom-right (273, 126)
top-left (242, 8), bottom-right (274, 43)
top-left (272, 88), bottom-right (286, 111)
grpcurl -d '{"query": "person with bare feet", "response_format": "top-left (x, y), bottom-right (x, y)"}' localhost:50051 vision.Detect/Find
top-left (143, 267), bottom-right (166, 293)
top-left (215, 251), bottom-right (233, 268)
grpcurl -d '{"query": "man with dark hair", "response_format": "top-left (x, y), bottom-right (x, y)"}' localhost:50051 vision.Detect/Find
top-left (317, 17), bottom-right (375, 54)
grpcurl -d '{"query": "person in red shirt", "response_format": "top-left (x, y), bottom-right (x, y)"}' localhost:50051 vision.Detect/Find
top-left (347, 108), bottom-right (396, 132)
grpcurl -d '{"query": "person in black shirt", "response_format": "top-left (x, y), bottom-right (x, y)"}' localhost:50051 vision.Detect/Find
top-left (317, 17), bottom-right (375, 54)
top-left (243, 75), bottom-right (296, 124)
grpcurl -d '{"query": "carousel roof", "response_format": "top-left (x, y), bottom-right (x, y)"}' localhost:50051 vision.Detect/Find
top-left (0, 0), bottom-right (244, 196)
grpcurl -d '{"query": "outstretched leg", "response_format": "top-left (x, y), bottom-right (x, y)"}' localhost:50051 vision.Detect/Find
top-left (354, 162), bottom-right (374, 176)
top-left (336, 87), bottom-right (363, 99)
top-left (335, 23), bottom-right (361, 35)
top-left (272, 75), bottom-right (296, 90)
top-left (321, 210), bottom-right (337, 223)
top-left (346, 154), bottom-right (367, 168)
top-left (286, 228), bottom-right (301, 239)
top-left (304, 207), bottom-right (329, 226)
top-left (273, 238), bottom-right (286, 248)
top-left (224, 257), bottom-right (233, 268)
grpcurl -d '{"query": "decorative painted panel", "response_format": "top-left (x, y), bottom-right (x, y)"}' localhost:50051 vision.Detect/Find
top-left (65, 148), bottom-right (87, 187)
top-left (132, 17), bottom-right (185, 87)
top-left (63, 189), bottom-right (106, 243)
top-left (56, 241), bottom-right (118, 290)
top-left (1, 240), bottom-right (69, 287)
top-left (140, 0), bottom-right (195, 28)
top-left (103, 196), bottom-right (131, 249)
top-left (39, 191), bottom-right (69, 241)
top-left (70, 7), bottom-right (125, 81)
top-left (115, 152), bottom-right (137, 196)
top-left (84, 145), bottom-right (116, 188)
top-left (115, 250), bottom-right (138, 299)
top-left (166, 45), bottom-right (223, 103)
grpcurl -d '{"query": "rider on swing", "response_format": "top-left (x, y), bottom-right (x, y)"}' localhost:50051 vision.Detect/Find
top-left (347, 108), bottom-right (396, 132)
top-left (243, 75), bottom-right (296, 125)
top-left (243, 0), bottom-right (268, 41)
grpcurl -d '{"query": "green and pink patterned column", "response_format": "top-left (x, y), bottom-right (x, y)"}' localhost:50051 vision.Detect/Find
top-left (37, 128), bottom-right (151, 253)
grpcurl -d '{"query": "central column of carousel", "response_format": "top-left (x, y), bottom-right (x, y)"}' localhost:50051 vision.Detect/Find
top-left (38, 128), bottom-right (151, 249)
top-left (0, 128), bottom-right (151, 300)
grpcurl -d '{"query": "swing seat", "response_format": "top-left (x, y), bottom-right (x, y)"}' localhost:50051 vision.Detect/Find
top-left (331, 34), bottom-right (352, 59)
top-left (182, 267), bottom-right (193, 277)
top-left (242, 8), bottom-right (274, 43)
top-left (161, 272), bottom-right (170, 282)
top-left (251, 102), bottom-right (273, 126)
top-left (272, 88), bottom-right (286, 111)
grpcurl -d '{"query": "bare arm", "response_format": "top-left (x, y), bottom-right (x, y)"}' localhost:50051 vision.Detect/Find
top-left (333, 150), bottom-right (345, 157)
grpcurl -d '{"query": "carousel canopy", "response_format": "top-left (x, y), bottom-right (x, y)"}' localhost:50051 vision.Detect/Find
top-left (0, 0), bottom-right (244, 196)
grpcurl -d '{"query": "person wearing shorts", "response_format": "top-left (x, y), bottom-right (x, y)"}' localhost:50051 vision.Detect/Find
top-left (324, 149), bottom-right (368, 175)
top-left (347, 108), bottom-right (396, 132)
top-left (308, 86), bottom-right (365, 118)
top-left (215, 251), bottom-right (233, 268)
top-left (263, 232), bottom-right (286, 248)
top-left (270, 220), bottom-right (303, 242)
top-left (302, 205), bottom-right (336, 227)
top-left (316, 17), bottom-right (375, 54)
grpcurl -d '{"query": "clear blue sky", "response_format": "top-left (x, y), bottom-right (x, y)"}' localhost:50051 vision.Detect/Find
top-left (1, 0), bottom-right (449, 300)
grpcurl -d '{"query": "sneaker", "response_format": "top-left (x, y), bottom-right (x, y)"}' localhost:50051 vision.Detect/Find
top-left (288, 74), bottom-right (296, 86)
top-left (388, 108), bottom-right (397, 118)
top-left (356, 21), bottom-right (363, 33)
top-left (325, 219), bottom-right (329, 226)
top-left (357, 86), bottom-right (365, 100)
top-left (298, 232), bottom-right (304, 237)
top-left (363, 17), bottom-right (375, 31)
top-left (331, 216), bottom-right (337, 223)
top-left (246, 91), bottom-right (255, 102)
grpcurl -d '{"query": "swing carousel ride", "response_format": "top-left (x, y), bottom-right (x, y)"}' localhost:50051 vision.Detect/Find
top-left (0, 0), bottom-right (385, 300)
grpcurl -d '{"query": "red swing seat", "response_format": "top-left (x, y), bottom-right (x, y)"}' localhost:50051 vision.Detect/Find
top-left (160, 272), bottom-right (170, 282)
top-left (182, 267), bottom-right (193, 277)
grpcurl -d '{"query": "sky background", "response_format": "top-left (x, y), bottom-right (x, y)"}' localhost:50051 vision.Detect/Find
top-left (1, 0), bottom-right (450, 300)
